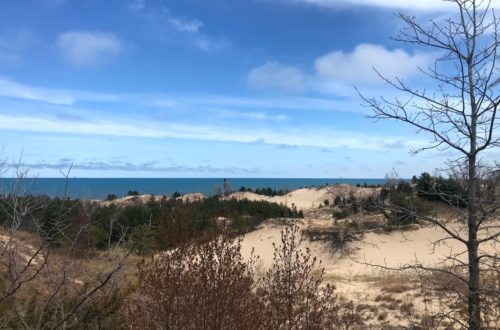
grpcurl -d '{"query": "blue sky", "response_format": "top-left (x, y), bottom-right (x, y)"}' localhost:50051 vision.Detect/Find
top-left (0, 0), bottom-right (497, 178)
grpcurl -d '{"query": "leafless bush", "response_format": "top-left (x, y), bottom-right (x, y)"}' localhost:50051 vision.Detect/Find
top-left (0, 162), bottom-right (132, 329)
top-left (258, 225), bottom-right (362, 330)
top-left (129, 224), bottom-right (363, 329)
top-left (127, 230), bottom-right (265, 329)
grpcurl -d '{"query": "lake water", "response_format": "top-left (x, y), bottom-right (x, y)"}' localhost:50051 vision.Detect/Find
top-left (0, 178), bottom-right (388, 199)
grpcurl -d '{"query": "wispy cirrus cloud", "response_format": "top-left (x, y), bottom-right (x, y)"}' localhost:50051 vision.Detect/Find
top-left (247, 62), bottom-right (307, 92)
top-left (166, 15), bottom-right (227, 52)
top-left (0, 112), bottom-right (427, 151)
top-left (215, 109), bottom-right (288, 121)
top-left (57, 31), bottom-right (124, 67)
top-left (169, 17), bottom-right (204, 33)
top-left (147, 94), bottom-right (358, 113)
top-left (128, 3), bottom-right (227, 52)
top-left (282, 0), bottom-right (500, 11)
top-left (24, 159), bottom-right (261, 175)
top-left (0, 77), bottom-right (363, 114)
top-left (0, 78), bottom-right (119, 105)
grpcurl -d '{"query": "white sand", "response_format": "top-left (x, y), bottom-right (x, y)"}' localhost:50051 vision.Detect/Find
top-left (230, 185), bottom-right (378, 211)
top-left (241, 218), bottom-right (498, 277)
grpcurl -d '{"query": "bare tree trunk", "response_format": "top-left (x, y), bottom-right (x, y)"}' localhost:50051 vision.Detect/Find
top-left (467, 154), bottom-right (481, 330)
top-left (467, 38), bottom-right (481, 328)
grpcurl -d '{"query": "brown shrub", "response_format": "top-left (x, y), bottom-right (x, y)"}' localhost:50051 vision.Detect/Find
top-left (127, 232), bottom-right (265, 330)
top-left (258, 225), bottom-right (362, 330)
top-left (128, 225), bottom-right (364, 330)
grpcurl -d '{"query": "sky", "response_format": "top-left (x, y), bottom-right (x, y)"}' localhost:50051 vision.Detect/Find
top-left (0, 0), bottom-right (497, 178)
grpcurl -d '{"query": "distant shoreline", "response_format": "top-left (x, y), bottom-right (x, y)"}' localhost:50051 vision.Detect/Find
top-left (0, 178), bottom-right (394, 200)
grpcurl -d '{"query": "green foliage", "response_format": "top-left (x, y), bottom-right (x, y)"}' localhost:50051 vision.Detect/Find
top-left (385, 190), bottom-right (431, 226)
top-left (128, 224), bottom-right (156, 255)
top-left (154, 196), bottom-right (301, 250)
top-left (106, 193), bottom-right (117, 201)
top-left (415, 172), bottom-right (466, 207)
top-left (396, 180), bottom-right (414, 194)
top-left (238, 186), bottom-right (290, 197)
top-left (0, 195), bottom-right (300, 253)
top-left (127, 190), bottom-right (139, 196)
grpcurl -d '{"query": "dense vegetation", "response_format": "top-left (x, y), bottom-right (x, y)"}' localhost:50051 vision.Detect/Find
top-left (238, 186), bottom-right (290, 197)
top-left (330, 172), bottom-right (476, 227)
top-left (0, 194), bottom-right (301, 255)
top-left (411, 172), bottom-right (467, 207)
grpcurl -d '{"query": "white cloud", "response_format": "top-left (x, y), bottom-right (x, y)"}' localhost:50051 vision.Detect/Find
top-left (285, 0), bottom-right (500, 11)
top-left (314, 43), bottom-right (430, 86)
top-left (57, 31), bottom-right (123, 67)
top-left (169, 18), bottom-right (204, 33)
top-left (128, 4), bottom-right (226, 52)
top-left (0, 78), bottom-right (119, 105)
top-left (0, 113), bottom-right (426, 151)
top-left (0, 77), bottom-right (363, 113)
top-left (247, 44), bottom-right (431, 94)
top-left (247, 62), bottom-right (307, 92)
top-left (216, 109), bottom-right (288, 121)
top-left (148, 94), bottom-right (366, 114)
top-left (166, 16), bottom-right (226, 52)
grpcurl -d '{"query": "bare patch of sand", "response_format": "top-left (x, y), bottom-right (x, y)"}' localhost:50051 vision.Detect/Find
top-left (99, 194), bottom-right (166, 207)
top-left (230, 185), bottom-right (379, 211)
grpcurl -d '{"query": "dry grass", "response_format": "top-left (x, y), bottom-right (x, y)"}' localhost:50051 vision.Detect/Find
top-left (1, 228), bottom-right (139, 328)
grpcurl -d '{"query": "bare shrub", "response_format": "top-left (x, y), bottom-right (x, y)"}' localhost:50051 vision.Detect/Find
top-left (127, 231), bottom-right (265, 330)
top-left (0, 164), bottom-right (132, 329)
top-left (258, 225), bottom-right (361, 329)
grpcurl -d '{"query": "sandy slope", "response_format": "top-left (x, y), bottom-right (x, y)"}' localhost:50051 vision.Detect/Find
top-left (240, 219), bottom-right (482, 277)
top-left (99, 192), bottom-right (206, 207)
top-left (230, 185), bottom-right (378, 210)
top-left (237, 187), bottom-right (499, 327)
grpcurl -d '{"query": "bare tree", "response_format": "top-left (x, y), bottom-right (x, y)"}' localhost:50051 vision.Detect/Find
top-left (358, 0), bottom-right (499, 328)
top-left (0, 161), bottom-right (132, 329)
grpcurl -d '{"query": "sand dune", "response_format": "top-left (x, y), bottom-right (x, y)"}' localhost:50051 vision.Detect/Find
top-left (237, 187), bottom-right (499, 327)
top-left (230, 185), bottom-right (378, 210)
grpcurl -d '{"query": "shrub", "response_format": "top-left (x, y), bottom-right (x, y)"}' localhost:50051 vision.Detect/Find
top-left (128, 233), bottom-right (265, 329)
top-left (128, 225), bottom-right (363, 330)
top-left (414, 172), bottom-right (466, 207)
top-left (106, 193), bottom-right (117, 201)
top-left (385, 190), bottom-right (431, 226)
top-left (258, 225), bottom-right (362, 329)
top-left (333, 209), bottom-right (351, 220)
